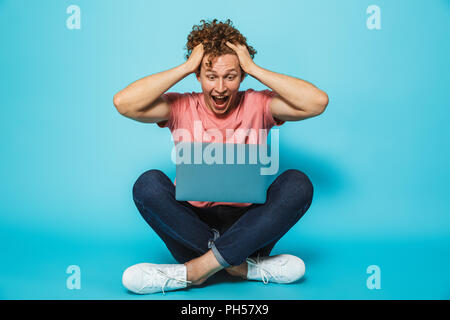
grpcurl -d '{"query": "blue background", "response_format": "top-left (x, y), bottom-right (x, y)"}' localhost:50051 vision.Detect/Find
top-left (0, 0), bottom-right (449, 299)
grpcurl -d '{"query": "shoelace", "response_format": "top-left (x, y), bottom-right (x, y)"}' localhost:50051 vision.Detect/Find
top-left (140, 268), bottom-right (192, 295)
top-left (246, 257), bottom-right (274, 285)
top-left (158, 269), bottom-right (192, 295)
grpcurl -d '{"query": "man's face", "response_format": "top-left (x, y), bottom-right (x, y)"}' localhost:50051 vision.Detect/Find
top-left (196, 53), bottom-right (244, 116)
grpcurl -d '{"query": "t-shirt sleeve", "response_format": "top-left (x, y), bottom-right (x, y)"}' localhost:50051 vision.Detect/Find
top-left (156, 92), bottom-right (185, 130)
top-left (259, 89), bottom-right (285, 128)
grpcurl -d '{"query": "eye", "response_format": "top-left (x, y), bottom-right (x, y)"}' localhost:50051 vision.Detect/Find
top-left (227, 76), bottom-right (236, 80)
top-left (207, 76), bottom-right (215, 80)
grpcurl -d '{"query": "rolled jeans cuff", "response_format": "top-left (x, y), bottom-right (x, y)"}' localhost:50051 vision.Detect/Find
top-left (210, 242), bottom-right (231, 268)
top-left (207, 228), bottom-right (230, 267)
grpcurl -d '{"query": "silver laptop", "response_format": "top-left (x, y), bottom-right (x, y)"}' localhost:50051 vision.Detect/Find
top-left (175, 142), bottom-right (278, 204)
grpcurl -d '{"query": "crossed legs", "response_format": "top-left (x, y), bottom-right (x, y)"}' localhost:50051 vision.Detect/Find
top-left (132, 169), bottom-right (313, 286)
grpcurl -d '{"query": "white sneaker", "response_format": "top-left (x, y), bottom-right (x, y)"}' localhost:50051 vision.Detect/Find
top-left (246, 254), bottom-right (305, 284)
top-left (122, 263), bottom-right (191, 294)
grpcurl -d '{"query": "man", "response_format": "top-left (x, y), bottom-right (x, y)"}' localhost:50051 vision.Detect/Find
top-left (113, 19), bottom-right (328, 294)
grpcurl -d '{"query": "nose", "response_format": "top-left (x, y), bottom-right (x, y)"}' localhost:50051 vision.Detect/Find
top-left (216, 78), bottom-right (226, 94)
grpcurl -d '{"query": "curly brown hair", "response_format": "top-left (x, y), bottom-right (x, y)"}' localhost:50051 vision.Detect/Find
top-left (185, 19), bottom-right (257, 78)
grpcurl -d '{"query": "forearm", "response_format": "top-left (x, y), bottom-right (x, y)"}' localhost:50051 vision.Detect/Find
top-left (248, 64), bottom-right (328, 113)
top-left (113, 62), bottom-right (192, 114)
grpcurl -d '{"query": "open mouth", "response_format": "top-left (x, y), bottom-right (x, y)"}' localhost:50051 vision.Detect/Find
top-left (212, 95), bottom-right (230, 107)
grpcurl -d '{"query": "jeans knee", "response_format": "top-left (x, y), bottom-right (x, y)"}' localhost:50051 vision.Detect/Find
top-left (132, 169), bottom-right (166, 204)
top-left (280, 169), bottom-right (314, 208)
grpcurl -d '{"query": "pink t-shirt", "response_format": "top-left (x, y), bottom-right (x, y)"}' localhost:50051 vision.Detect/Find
top-left (157, 88), bottom-right (284, 208)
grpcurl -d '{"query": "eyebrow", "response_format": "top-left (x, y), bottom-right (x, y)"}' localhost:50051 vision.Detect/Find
top-left (205, 69), bottom-right (238, 74)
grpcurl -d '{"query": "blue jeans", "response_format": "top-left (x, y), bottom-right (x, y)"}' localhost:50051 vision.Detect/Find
top-left (132, 169), bottom-right (313, 267)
